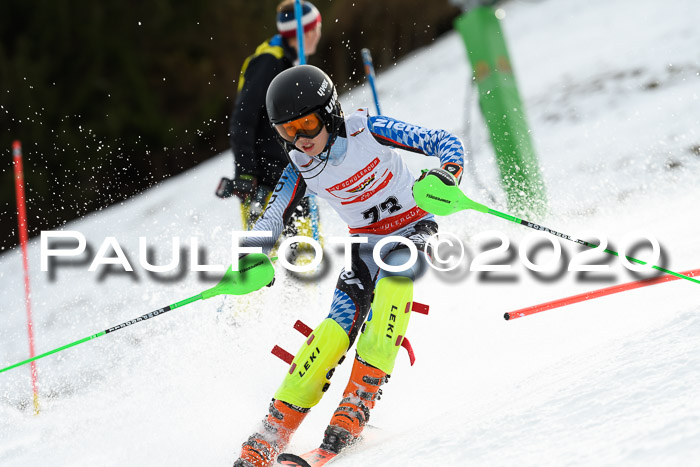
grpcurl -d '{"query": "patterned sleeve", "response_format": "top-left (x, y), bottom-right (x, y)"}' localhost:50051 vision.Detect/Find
top-left (367, 115), bottom-right (465, 169)
top-left (242, 163), bottom-right (307, 253)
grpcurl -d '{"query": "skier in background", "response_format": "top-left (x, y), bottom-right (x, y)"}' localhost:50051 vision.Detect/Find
top-left (233, 65), bottom-right (465, 466)
top-left (217, 0), bottom-right (322, 232)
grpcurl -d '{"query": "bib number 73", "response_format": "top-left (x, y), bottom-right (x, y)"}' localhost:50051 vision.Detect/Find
top-left (361, 196), bottom-right (402, 224)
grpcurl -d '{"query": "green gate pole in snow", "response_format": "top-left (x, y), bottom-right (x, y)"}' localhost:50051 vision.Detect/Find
top-left (454, 5), bottom-right (547, 217)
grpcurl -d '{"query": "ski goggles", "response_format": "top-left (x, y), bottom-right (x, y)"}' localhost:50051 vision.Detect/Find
top-left (273, 112), bottom-right (324, 143)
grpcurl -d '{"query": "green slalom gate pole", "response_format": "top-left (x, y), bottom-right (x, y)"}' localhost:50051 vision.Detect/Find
top-left (413, 176), bottom-right (700, 285)
top-left (454, 4), bottom-right (547, 217)
top-left (0, 254), bottom-right (275, 374)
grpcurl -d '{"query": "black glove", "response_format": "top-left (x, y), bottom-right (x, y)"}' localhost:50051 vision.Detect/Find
top-left (415, 167), bottom-right (456, 188)
top-left (215, 174), bottom-right (257, 200)
top-left (439, 162), bottom-right (463, 184)
top-left (415, 163), bottom-right (463, 186)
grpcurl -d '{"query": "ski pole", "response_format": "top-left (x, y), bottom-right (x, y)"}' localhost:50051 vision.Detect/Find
top-left (413, 176), bottom-right (700, 285)
top-left (0, 254), bottom-right (275, 374)
top-left (361, 48), bottom-right (382, 115)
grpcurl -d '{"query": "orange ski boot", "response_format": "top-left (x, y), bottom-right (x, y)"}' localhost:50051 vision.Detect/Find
top-left (320, 355), bottom-right (389, 453)
top-left (234, 399), bottom-right (308, 467)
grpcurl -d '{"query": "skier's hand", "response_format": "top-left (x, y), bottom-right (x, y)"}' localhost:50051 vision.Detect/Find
top-left (215, 175), bottom-right (257, 200)
top-left (439, 162), bottom-right (463, 184)
top-left (414, 165), bottom-right (459, 190)
top-left (413, 167), bottom-right (465, 216)
top-left (238, 253), bottom-right (275, 288)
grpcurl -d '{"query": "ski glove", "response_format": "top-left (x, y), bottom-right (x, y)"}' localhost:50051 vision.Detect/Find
top-left (439, 162), bottom-right (463, 184)
top-left (216, 174), bottom-right (258, 200)
top-left (415, 165), bottom-right (460, 189)
top-left (413, 166), bottom-right (468, 216)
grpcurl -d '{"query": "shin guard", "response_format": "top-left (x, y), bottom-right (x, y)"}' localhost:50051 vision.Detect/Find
top-left (274, 318), bottom-right (349, 409)
top-left (356, 276), bottom-right (413, 375)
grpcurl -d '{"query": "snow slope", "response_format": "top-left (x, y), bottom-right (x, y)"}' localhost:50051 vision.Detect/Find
top-left (2, 0), bottom-right (699, 465)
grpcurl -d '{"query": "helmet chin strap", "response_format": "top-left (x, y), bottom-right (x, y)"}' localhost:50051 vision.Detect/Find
top-left (291, 114), bottom-right (345, 180)
top-left (293, 140), bottom-right (331, 180)
top-left (319, 112), bottom-right (345, 158)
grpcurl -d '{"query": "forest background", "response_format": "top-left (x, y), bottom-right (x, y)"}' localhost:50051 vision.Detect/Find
top-left (0, 0), bottom-right (460, 250)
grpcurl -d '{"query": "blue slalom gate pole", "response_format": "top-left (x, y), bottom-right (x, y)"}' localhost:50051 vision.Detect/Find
top-left (294, 0), bottom-right (306, 63)
top-left (294, 0), bottom-right (321, 243)
top-left (361, 48), bottom-right (382, 115)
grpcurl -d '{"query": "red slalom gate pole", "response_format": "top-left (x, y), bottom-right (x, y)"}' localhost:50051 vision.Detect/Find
top-left (12, 140), bottom-right (40, 415)
top-left (504, 268), bottom-right (700, 321)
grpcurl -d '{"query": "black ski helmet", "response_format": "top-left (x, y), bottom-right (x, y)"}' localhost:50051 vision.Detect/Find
top-left (266, 65), bottom-right (344, 152)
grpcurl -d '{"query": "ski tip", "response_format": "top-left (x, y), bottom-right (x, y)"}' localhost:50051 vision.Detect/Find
top-left (504, 312), bottom-right (510, 320)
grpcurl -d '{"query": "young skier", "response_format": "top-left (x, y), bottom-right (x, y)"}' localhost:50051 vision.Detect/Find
top-left (234, 65), bottom-right (465, 467)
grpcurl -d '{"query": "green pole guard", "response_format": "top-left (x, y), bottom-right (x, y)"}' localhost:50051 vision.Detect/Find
top-left (202, 253), bottom-right (275, 298)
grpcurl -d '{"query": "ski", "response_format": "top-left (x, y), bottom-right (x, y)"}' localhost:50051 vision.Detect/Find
top-left (277, 448), bottom-right (337, 467)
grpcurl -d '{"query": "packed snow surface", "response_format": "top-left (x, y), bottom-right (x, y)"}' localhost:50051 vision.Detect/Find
top-left (1, 0), bottom-right (699, 465)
